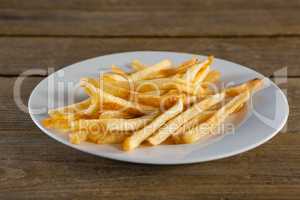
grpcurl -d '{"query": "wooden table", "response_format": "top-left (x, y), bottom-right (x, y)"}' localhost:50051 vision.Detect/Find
top-left (1, 1), bottom-right (299, 199)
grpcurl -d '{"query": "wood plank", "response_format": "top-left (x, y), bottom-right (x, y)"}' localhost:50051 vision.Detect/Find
top-left (0, 139), bottom-right (299, 200)
top-left (2, 0), bottom-right (300, 11)
top-left (0, 37), bottom-right (299, 76)
top-left (0, 76), bottom-right (299, 199)
top-left (0, 1), bottom-right (299, 37)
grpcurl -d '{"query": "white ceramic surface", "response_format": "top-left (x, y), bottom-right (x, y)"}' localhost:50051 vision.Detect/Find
top-left (28, 51), bottom-right (289, 165)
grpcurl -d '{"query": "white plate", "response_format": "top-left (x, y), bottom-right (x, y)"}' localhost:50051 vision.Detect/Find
top-left (28, 51), bottom-right (289, 165)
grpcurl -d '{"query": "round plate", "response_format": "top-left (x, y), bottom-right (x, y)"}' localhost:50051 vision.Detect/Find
top-left (28, 51), bottom-right (289, 165)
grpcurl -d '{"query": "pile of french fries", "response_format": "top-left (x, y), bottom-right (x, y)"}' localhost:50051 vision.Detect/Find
top-left (42, 56), bottom-right (263, 151)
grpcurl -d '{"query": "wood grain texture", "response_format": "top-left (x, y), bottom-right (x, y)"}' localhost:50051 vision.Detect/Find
top-left (2, 0), bottom-right (300, 11)
top-left (0, 76), bottom-right (299, 199)
top-left (0, 37), bottom-right (299, 76)
top-left (0, 0), bottom-right (300, 36)
top-left (0, 132), bottom-right (299, 199)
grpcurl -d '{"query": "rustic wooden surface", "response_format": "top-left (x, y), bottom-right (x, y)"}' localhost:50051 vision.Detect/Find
top-left (1, 0), bottom-right (299, 199)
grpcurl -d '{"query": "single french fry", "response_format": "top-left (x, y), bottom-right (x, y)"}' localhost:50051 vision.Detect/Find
top-left (70, 119), bottom-right (104, 133)
top-left (160, 57), bottom-right (199, 76)
top-left (202, 78), bottom-right (263, 97)
top-left (147, 92), bottom-right (225, 145)
top-left (172, 110), bottom-right (215, 143)
top-left (175, 57), bottom-right (199, 74)
top-left (135, 77), bottom-right (195, 94)
top-left (182, 56), bottom-right (213, 82)
top-left (225, 78), bottom-right (263, 96)
top-left (100, 73), bottom-right (128, 83)
top-left (193, 63), bottom-right (211, 85)
top-left (84, 127), bottom-right (132, 144)
top-left (141, 89), bottom-right (168, 96)
top-left (203, 70), bottom-right (221, 84)
top-left (103, 112), bottom-right (159, 131)
top-left (180, 90), bottom-right (250, 144)
top-left (129, 59), bottom-right (172, 81)
top-left (42, 117), bottom-right (71, 132)
top-left (122, 99), bottom-right (184, 151)
top-left (135, 89), bottom-right (183, 108)
top-left (131, 59), bottom-right (147, 71)
top-left (87, 131), bottom-right (106, 143)
top-left (74, 124), bottom-right (132, 144)
top-left (111, 65), bottom-right (128, 76)
top-left (48, 98), bottom-right (91, 119)
top-left (69, 130), bottom-right (89, 144)
top-left (99, 110), bottom-right (137, 119)
top-left (73, 111), bottom-right (159, 132)
top-left (97, 131), bottom-right (132, 144)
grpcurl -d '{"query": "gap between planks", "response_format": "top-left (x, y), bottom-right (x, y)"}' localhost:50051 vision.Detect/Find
top-left (0, 34), bottom-right (300, 39)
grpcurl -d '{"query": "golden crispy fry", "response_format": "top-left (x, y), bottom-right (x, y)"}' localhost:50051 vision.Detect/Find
top-left (141, 89), bottom-right (168, 95)
top-left (147, 92), bottom-right (225, 145)
top-left (129, 59), bottom-right (172, 81)
top-left (135, 93), bottom-right (163, 107)
top-left (81, 79), bottom-right (180, 108)
top-left (162, 57), bottom-right (199, 76)
top-left (182, 56), bottom-right (213, 82)
top-left (70, 124), bottom-right (131, 144)
top-left (86, 129), bottom-right (132, 144)
top-left (135, 92), bottom-right (177, 107)
top-left (193, 63), bottom-right (211, 85)
top-left (71, 119), bottom-right (101, 131)
top-left (99, 110), bottom-right (137, 119)
top-left (135, 77), bottom-right (195, 94)
top-left (69, 130), bottom-right (89, 144)
top-left (122, 99), bottom-right (184, 151)
top-left (111, 65), bottom-right (128, 76)
top-left (48, 98), bottom-right (91, 119)
top-left (97, 131), bottom-right (132, 144)
top-left (131, 59), bottom-right (147, 71)
top-left (203, 70), bottom-right (221, 84)
top-left (101, 73), bottom-right (128, 83)
top-left (42, 117), bottom-right (71, 132)
top-left (225, 78), bottom-right (263, 96)
top-left (172, 110), bottom-right (215, 143)
top-left (103, 112), bottom-right (159, 132)
top-left (176, 57), bottom-right (199, 74)
top-left (203, 78), bottom-right (263, 97)
top-left (180, 90), bottom-right (250, 144)
top-left (73, 112), bottom-right (159, 132)
top-left (87, 132), bottom-right (103, 143)
top-left (80, 78), bottom-right (156, 114)
top-left (83, 77), bottom-right (132, 99)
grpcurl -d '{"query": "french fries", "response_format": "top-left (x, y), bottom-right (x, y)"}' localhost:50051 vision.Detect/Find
top-left (123, 99), bottom-right (183, 151)
top-left (147, 92), bottom-right (225, 145)
top-left (182, 56), bottom-right (213, 83)
top-left (48, 98), bottom-right (91, 119)
top-left (131, 59), bottom-right (147, 71)
top-left (99, 110), bottom-right (136, 119)
top-left (80, 78), bottom-right (156, 114)
top-left (111, 65), bottom-right (128, 76)
top-left (172, 110), bottom-right (216, 143)
top-left (180, 90), bottom-right (250, 144)
top-left (43, 56), bottom-right (264, 151)
top-left (129, 59), bottom-right (172, 81)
